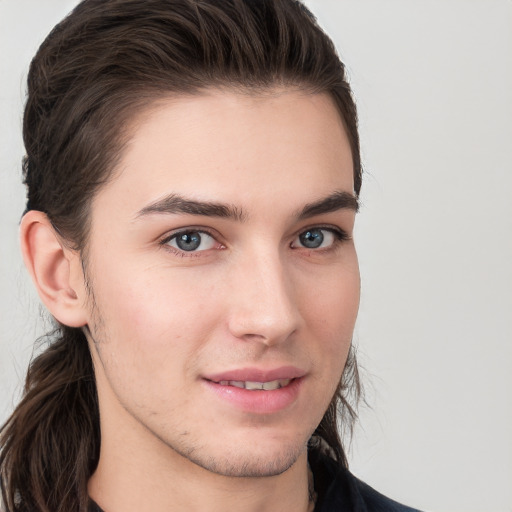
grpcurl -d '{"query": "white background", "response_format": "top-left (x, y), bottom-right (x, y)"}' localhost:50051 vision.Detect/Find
top-left (1, 1), bottom-right (511, 511)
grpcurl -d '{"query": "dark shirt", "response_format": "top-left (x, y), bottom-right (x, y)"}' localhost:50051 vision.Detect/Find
top-left (309, 449), bottom-right (421, 512)
top-left (89, 450), bottom-right (421, 512)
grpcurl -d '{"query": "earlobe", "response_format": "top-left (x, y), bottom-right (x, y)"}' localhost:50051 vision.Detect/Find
top-left (20, 211), bottom-right (88, 327)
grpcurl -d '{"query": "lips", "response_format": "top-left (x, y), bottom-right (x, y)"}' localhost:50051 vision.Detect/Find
top-left (217, 379), bottom-right (291, 390)
top-left (202, 366), bottom-right (305, 413)
top-left (204, 365), bottom-right (305, 384)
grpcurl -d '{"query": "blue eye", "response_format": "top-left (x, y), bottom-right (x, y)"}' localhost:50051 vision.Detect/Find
top-left (294, 228), bottom-right (339, 249)
top-left (166, 231), bottom-right (216, 252)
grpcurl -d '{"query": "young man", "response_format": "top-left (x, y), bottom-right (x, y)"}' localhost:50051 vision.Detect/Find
top-left (1, 1), bottom-right (420, 511)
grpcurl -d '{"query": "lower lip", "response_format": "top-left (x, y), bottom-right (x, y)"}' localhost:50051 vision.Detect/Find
top-left (202, 378), bottom-right (303, 414)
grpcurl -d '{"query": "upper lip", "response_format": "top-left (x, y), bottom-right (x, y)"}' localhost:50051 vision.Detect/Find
top-left (204, 366), bottom-right (306, 383)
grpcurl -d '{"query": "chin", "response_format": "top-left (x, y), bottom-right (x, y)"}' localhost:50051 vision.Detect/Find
top-left (189, 447), bottom-right (305, 478)
top-left (170, 433), bottom-right (309, 478)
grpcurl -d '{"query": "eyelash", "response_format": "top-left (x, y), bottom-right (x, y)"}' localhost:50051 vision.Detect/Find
top-left (291, 226), bottom-right (350, 251)
top-left (159, 228), bottom-right (221, 258)
top-left (159, 225), bottom-right (350, 257)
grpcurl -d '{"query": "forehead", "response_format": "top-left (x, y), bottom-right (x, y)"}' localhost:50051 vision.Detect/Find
top-left (92, 88), bottom-right (354, 219)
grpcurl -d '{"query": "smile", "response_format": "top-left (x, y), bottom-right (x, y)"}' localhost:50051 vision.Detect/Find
top-left (203, 374), bottom-right (304, 414)
top-left (217, 379), bottom-right (292, 390)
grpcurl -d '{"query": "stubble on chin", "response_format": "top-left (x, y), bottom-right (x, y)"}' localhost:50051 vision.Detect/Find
top-left (168, 437), bottom-right (310, 478)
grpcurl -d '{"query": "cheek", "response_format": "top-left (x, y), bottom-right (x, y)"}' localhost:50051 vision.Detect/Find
top-left (298, 261), bottom-right (360, 380)
top-left (88, 266), bottom-right (221, 417)
top-left (88, 262), bottom-right (221, 372)
top-left (300, 261), bottom-right (360, 333)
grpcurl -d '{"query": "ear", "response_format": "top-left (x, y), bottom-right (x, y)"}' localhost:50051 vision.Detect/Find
top-left (20, 211), bottom-right (88, 327)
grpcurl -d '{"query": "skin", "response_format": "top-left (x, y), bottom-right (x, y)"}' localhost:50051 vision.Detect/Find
top-left (22, 88), bottom-right (360, 512)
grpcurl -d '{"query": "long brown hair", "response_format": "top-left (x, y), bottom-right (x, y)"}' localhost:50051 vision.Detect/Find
top-left (0, 1), bottom-right (362, 510)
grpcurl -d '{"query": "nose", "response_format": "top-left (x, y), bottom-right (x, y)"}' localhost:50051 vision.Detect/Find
top-left (226, 250), bottom-right (301, 346)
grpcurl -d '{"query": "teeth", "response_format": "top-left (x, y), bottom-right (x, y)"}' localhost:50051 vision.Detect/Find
top-left (217, 379), bottom-right (292, 390)
top-left (245, 381), bottom-right (264, 390)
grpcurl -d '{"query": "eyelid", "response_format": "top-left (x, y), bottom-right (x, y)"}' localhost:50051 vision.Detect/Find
top-left (290, 225), bottom-right (351, 250)
top-left (159, 226), bottom-right (225, 256)
top-left (293, 224), bottom-right (350, 240)
top-left (159, 225), bottom-right (219, 244)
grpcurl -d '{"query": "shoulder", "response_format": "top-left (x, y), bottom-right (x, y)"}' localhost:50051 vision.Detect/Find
top-left (351, 477), bottom-right (422, 512)
top-left (309, 449), bottom-right (422, 512)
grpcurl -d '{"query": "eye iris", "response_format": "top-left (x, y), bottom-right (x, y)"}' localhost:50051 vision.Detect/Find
top-left (176, 232), bottom-right (201, 251)
top-left (300, 229), bottom-right (324, 248)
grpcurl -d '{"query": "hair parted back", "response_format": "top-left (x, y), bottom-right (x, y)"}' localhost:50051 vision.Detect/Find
top-left (0, 1), bottom-right (362, 510)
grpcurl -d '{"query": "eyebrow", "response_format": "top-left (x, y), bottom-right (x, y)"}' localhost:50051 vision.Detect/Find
top-left (297, 191), bottom-right (359, 218)
top-left (135, 190), bottom-right (358, 222)
top-left (135, 194), bottom-right (246, 221)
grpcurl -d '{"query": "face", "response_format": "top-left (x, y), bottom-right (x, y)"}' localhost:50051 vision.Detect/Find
top-left (82, 88), bottom-right (360, 477)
